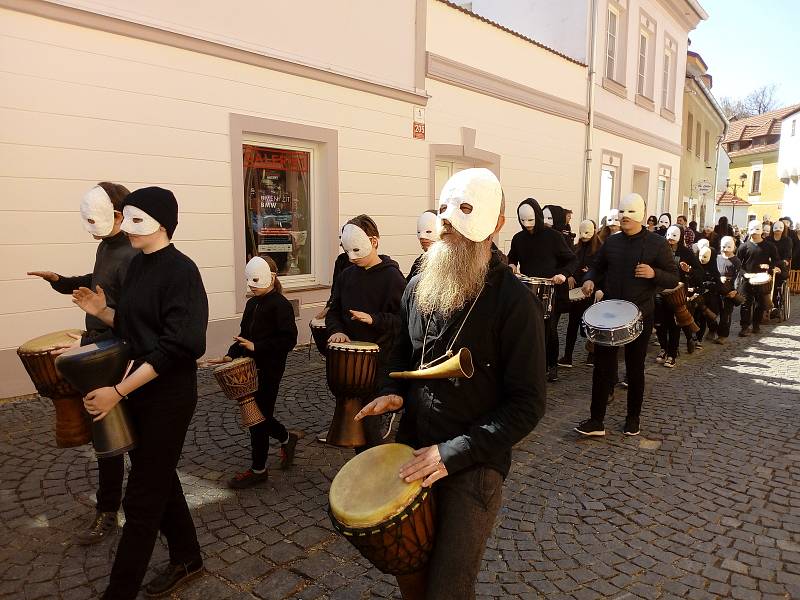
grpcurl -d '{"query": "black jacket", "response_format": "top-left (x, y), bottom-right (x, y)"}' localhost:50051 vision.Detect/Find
top-left (584, 226), bottom-right (679, 318)
top-left (227, 291), bottom-right (298, 374)
top-left (380, 251), bottom-right (546, 479)
top-left (671, 242), bottom-right (703, 289)
top-left (325, 252), bottom-right (352, 308)
top-left (765, 236), bottom-right (793, 275)
top-left (736, 240), bottom-right (778, 274)
top-left (571, 240), bottom-right (599, 279)
top-left (51, 231), bottom-right (139, 342)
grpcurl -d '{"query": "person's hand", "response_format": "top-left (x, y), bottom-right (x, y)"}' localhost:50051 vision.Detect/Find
top-left (567, 276), bottom-right (576, 290)
top-left (595, 290), bottom-right (604, 301)
top-left (27, 271), bottom-right (59, 282)
top-left (552, 274), bottom-right (566, 285)
top-left (582, 266), bottom-right (589, 273)
top-left (328, 333), bottom-right (351, 344)
top-left (727, 291), bottom-right (737, 298)
top-left (83, 386), bottom-right (122, 422)
top-left (72, 286), bottom-right (107, 316)
top-left (50, 332), bottom-right (82, 357)
top-left (235, 337), bottom-right (254, 352)
top-left (355, 394), bottom-right (403, 421)
top-left (773, 267), bottom-right (781, 274)
top-left (679, 261), bottom-right (691, 273)
top-left (582, 280), bottom-right (595, 296)
top-left (315, 307), bottom-right (329, 320)
top-left (349, 310), bottom-right (373, 325)
top-left (509, 264), bottom-right (519, 274)
top-left (634, 264), bottom-right (655, 279)
top-left (398, 445), bottom-right (449, 487)
top-left (198, 356), bottom-right (232, 367)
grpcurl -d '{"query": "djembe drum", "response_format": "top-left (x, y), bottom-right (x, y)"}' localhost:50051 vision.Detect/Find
top-left (213, 358), bottom-right (265, 428)
top-left (329, 443), bottom-right (435, 576)
top-left (55, 339), bottom-right (136, 458)
top-left (17, 329), bottom-right (91, 447)
top-left (661, 282), bottom-right (699, 332)
top-left (309, 318), bottom-right (328, 357)
top-left (325, 341), bottom-right (379, 448)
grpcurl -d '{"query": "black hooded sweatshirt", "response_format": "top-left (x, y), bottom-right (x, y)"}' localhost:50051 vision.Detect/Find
top-left (543, 204), bottom-right (572, 241)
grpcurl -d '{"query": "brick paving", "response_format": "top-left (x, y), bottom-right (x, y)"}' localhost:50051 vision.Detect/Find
top-left (1, 302), bottom-right (798, 599)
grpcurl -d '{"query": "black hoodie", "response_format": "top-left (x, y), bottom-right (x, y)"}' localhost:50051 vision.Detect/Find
top-left (543, 204), bottom-right (571, 239)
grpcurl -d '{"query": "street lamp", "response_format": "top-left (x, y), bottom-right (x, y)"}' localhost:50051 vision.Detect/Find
top-left (726, 172), bottom-right (748, 225)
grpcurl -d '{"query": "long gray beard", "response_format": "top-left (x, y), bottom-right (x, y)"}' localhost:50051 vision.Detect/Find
top-left (415, 233), bottom-right (490, 317)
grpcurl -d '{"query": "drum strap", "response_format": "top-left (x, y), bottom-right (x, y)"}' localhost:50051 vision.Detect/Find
top-left (419, 284), bottom-right (485, 370)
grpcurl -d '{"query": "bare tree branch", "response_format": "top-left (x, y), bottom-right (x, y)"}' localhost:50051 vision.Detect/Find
top-left (744, 84), bottom-right (779, 115)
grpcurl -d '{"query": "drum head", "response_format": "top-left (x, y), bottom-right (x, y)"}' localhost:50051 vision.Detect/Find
top-left (328, 341), bottom-right (379, 352)
top-left (517, 275), bottom-right (552, 285)
top-left (18, 329), bottom-right (83, 354)
top-left (310, 318), bottom-right (326, 328)
top-left (330, 444), bottom-right (421, 529)
top-left (583, 300), bottom-right (640, 328)
top-left (213, 357), bottom-right (253, 375)
top-left (749, 273), bottom-right (770, 285)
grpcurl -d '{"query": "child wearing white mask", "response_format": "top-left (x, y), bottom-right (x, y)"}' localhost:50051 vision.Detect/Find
top-left (715, 236), bottom-right (742, 343)
top-left (407, 210), bottom-right (439, 282)
top-left (736, 220), bottom-right (779, 336)
top-left (205, 255), bottom-right (300, 488)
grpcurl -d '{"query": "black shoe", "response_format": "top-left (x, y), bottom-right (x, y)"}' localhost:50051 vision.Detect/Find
top-left (695, 339), bottom-right (704, 350)
top-left (144, 559), bottom-right (204, 598)
top-left (557, 356), bottom-right (573, 368)
top-left (656, 350), bottom-right (666, 363)
top-left (585, 353), bottom-right (594, 366)
top-left (547, 366), bottom-right (559, 382)
top-left (738, 328), bottom-right (751, 337)
top-left (715, 336), bottom-right (727, 345)
top-left (76, 511), bottom-right (117, 545)
top-left (623, 416), bottom-right (640, 436)
top-left (279, 432), bottom-right (300, 470)
top-left (752, 324), bottom-right (761, 334)
top-left (686, 338), bottom-right (696, 354)
top-left (618, 378), bottom-right (628, 389)
top-left (227, 469), bottom-right (268, 489)
top-left (663, 356), bottom-right (676, 369)
top-left (575, 419), bottom-right (605, 437)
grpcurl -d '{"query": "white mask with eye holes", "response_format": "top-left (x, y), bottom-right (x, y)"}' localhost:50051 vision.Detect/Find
top-left (721, 236), bottom-right (736, 256)
top-left (341, 224), bottom-right (373, 260)
top-left (80, 186), bottom-right (116, 237)
top-left (666, 225), bottom-right (681, 243)
top-left (518, 203), bottom-right (536, 228)
top-left (773, 221), bottom-right (785, 234)
top-left (696, 239), bottom-right (710, 250)
top-left (607, 209), bottom-right (620, 227)
top-left (438, 168), bottom-right (502, 242)
top-left (417, 212), bottom-right (439, 242)
top-left (747, 220), bottom-right (763, 237)
top-left (121, 205), bottom-right (161, 236)
top-left (659, 215), bottom-right (671, 229)
top-left (542, 207), bottom-right (554, 227)
top-left (618, 193), bottom-right (646, 224)
top-left (578, 219), bottom-right (595, 241)
top-left (245, 256), bottom-right (274, 289)
top-left (699, 247), bottom-right (712, 265)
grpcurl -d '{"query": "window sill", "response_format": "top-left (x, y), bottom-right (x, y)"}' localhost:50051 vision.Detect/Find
top-left (283, 283), bottom-right (331, 294)
top-left (660, 106), bottom-right (675, 122)
top-left (748, 192), bottom-right (761, 197)
top-left (602, 77), bottom-right (627, 99)
top-left (635, 94), bottom-right (655, 112)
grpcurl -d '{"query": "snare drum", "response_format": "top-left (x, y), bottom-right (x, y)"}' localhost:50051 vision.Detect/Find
top-left (582, 300), bottom-right (643, 346)
top-left (329, 443), bottom-right (435, 576)
top-left (213, 358), bottom-right (265, 428)
top-left (325, 341), bottom-right (379, 448)
top-left (309, 318), bottom-right (328, 357)
top-left (17, 330), bottom-right (92, 448)
top-left (516, 275), bottom-right (555, 318)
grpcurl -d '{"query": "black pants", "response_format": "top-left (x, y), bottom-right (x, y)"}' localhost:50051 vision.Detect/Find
top-left (740, 281), bottom-right (767, 329)
top-left (562, 299), bottom-right (591, 360)
top-left (425, 466), bottom-right (503, 599)
top-left (718, 297), bottom-right (735, 338)
top-left (249, 374), bottom-right (288, 471)
top-left (654, 298), bottom-right (680, 358)
top-left (103, 375), bottom-right (201, 600)
top-left (545, 313), bottom-right (560, 369)
top-left (96, 454), bottom-right (124, 513)
top-left (695, 294), bottom-right (719, 341)
top-left (590, 316), bottom-right (653, 424)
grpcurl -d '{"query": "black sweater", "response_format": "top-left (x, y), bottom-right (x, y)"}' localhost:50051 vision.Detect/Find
top-left (227, 291), bottom-right (298, 374)
top-left (113, 244), bottom-right (208, 376)
top-left (585, 226), bottom-right (679, 318)
top-left (325, 252), bottom-right (352, 308)
top-left (51, 232), bottom-right (139, 341)
top-left (736, 240), bottom-right (778, 274)
top-left (380, 251), bottom-right (546, 478)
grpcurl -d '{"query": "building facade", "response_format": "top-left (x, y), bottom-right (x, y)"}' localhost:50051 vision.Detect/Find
top-left (777, 109), bottom-right (800, 223)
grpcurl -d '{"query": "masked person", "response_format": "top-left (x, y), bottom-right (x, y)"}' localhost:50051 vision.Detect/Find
top-left (72, 187), bottom-right (208, 600)
top-left (325, 215), bottom-right (406, 449)
top-left (692, 246), bottom-right (720, 346)
top-left (597, 210), bottom-right (621, 243)
top-left (737, 220), bottom-right (779, 336)
top-left (543, 204), bottom-right (572, 240)
top-left (657, 213), bottom-right (672, 236)
top-left (508, 198), bottom-right (577, 382)
top-left (646, 215), bottom-right (658, 232)
top-left (716, 236), bottom-right (742, 343)
top-left (576, 193), bottom-right (678, 437)
top-left (356, 168), bottom-right (546, 600)
top-left (27, 183), bottom-right (138, 546)
top-left (558, 219), bottom-right (601, 368)
top-left (407, 210), bottom-right (439, 282)
top-left (765, 220), bottom-right (793, 318)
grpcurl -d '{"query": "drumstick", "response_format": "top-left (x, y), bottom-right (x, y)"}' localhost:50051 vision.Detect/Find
top-left (121, 360), bottom-right (134, 382)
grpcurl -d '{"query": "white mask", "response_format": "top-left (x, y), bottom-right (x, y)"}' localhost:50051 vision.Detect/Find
top-left (747, 221), bottom-right (763, 236)
top-left (245, 256), bottom-right (273, 289)
top-left (121, 205), bottom-right (161, 236)
top-left (80, 186), bottom-right (115, 237)
top-left (542, 207), bottom-right (554, 227)
top-left (666, 225), bottom-right (681, 243)
top-left (696, 239), bottom-right (710, 250)
top-left (699, 247), bottom-right (711, 264)
top-left (721, 236), bottom-right (736, 255)
top-left (518, 203), bottom-right (536, 228)
top-left (578, 219), bottom-right (595, 241)
top-left (341, 223), bottom-right (373, 260)
top-left (607, 209), bottom-right (620, 227)
top-left (773, 221), bottom-right (785, 233)
top-left (618, 193), bottom-right (646, 224)
top-left (417, 212), bottom-right (439, 242)
top-left (658, 215), bottom-right (671, 229)
top-left (438, 168), bottom-right (502, 243)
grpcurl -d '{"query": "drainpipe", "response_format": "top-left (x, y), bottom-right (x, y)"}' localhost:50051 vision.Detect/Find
top-left (581, 0), bottom-right (599, 221)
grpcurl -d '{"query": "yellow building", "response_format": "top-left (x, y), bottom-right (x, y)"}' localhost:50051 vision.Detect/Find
top-left (722, 104), bottom-right (800, 222)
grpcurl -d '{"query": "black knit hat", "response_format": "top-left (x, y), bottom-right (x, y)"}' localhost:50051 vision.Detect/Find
top-left (123, 187), bottom-right (178, 238)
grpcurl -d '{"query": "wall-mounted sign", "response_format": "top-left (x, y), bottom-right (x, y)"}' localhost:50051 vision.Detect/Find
top-left (695, 179), bottom-right (713, 194)
top-left (413, 106), bottom-right (425, 140)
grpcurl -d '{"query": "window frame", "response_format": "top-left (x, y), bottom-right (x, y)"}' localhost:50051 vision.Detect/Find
top-left (687, 113), bottom-right (694, 150)
top-left (637, 32), bottom-right (648, 97)
top-left (751, 169), bottom-right (761, 194)
top-left (695, 123), bottom-right (702, 159)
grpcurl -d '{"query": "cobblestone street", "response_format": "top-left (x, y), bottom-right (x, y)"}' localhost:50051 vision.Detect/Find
top-left (1, 302), bottom-right (799, 600)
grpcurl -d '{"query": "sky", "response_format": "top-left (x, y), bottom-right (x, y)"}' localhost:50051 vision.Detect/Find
top-left (689, 0), bottom-right (800, 108)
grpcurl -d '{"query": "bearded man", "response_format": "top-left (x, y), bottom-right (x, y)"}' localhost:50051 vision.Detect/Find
top-left (356, 168), bottom-right (546, 600)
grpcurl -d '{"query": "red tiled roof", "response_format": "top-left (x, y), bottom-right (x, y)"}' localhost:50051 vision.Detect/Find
top-left (727, 142), bottom-right (780, 159)
top-left (724, 103), bottom-right (800, 143)
top-left (716, 191), bottom-right (751, 206)
top-left (435, 0), bottom-right (587, 67)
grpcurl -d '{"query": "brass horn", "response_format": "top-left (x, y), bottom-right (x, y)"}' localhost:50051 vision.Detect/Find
top-left (389, 348), bottom-right (474, 380)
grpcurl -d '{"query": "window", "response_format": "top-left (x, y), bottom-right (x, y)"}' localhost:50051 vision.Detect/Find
top-left (243, 143), bottom-right (312, 277)
top-left (793, 120), bottom-right (797, 136)
top-left (661, 51), bottom-right (670, 108)
top-left (695, 123), bottom-right (701, 158)
top-left (687, 113), bottom-right (694, 150)
top-left (606, 8), bottom-right (618, 80)
top-left (600, 167), bottom-right (616, 221)
top-left (637, 33), bottom-right (648, 96)
top-left (704, 131), bottom-right (710, 163)
top-left (657, 176), bottom-right (667, 215)
top-left (751, 170), bottom-right (761, 194)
